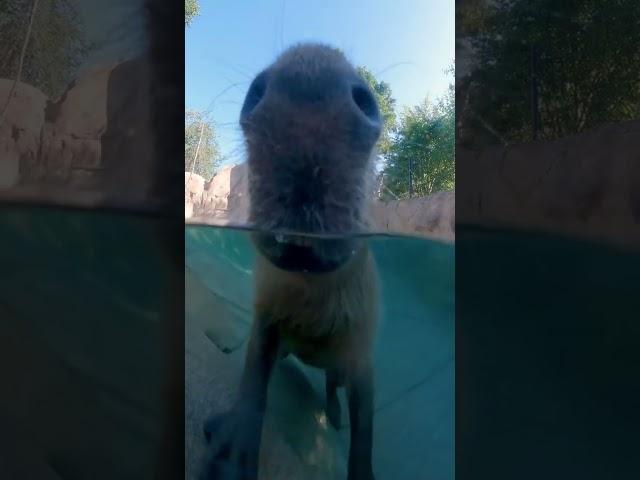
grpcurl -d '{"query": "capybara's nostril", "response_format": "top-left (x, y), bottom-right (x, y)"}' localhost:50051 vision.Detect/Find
top-left (240, 70), bottom-right (268, 118)
top-left (351, 84), bottom-right (380, 124)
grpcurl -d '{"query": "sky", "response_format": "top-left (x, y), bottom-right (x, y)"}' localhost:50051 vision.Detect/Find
top-left (186, 0), bottom-right (455, 167)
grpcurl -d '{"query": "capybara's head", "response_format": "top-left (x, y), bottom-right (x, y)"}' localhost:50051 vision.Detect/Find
top-left (241, 43), bottom-right (381, 273)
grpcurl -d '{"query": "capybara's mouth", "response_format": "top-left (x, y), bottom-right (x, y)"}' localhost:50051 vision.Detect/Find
top-left (252, 232), bottom-right (357, 273)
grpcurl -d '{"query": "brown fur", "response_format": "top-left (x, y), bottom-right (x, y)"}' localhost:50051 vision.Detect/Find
top-left (254, 244), bottom-right (379, 373)
top-left (202, 43), bottom-right (381, 480)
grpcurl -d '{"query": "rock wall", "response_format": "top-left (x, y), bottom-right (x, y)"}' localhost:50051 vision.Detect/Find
top-left (40, 66), bottom-right (112, 189)
top-left (369, 191), bottom-right (454, 242)
top-left (186, 120), bottom-right (640, 246)
top-left (185, 163), bottom-right (455, 241)
top-left (0, 72), bottom-right (110, 192)
top-left (10, 60), bottom-right (634, 245)
top-left (0, 56), bottom-right (158, 210)
top-left (185, 164), bottom-right (246, 223)
top-left (457, 120), bottom-right (640, 247)
top-left (0, 80), bottom-right (47, 189)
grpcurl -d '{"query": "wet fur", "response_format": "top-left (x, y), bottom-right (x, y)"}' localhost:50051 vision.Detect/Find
top-left (202, 43), bottom-right (380, 480)
top-left (254, 246), bottom-right (379, 371)
top-left (245, 45), bottom-right (379, 235)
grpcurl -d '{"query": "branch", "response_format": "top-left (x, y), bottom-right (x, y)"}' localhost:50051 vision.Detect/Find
top-left (186, 119), bottom-right (206, 184)
top-left (0, 0), bottom-right (40, 125)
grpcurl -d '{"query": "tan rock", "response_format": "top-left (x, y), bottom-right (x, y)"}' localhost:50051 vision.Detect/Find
top-left (458, 119), bottom-right (640, 247)
top-left (46, 66), bottom-right (113, 139)
top-left (185, 199), bottom-right (194, 219)
top-left (0, 79), bottom-right (47, 132)
top-left (0, 145), bottom-right (20, 189)
top-left (369, 192), bottom-right (455, 241)
top-left (0, 79), bottom-right (47, 188)
top-left (36, 66), bottom-right (113, 180)
top-left (186, 163), bottom-right (455, 242)
top-left (192, 163), bottom-right (250, 222)
top-left (0, 56), bottom-right (162, 208)
top-left (185, 172), bottom-right (205, 196)
top-left (178, 114), bottom-right (637, 247)
top-left (185, 173), bottom-right (205, 219)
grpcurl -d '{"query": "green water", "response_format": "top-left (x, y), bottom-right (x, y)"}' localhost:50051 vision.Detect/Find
top-left (185, 225), bottom-right (455, 480)
top-left (3, 207), bottom-right (638, 478)
top-left (455, 227), bottom-right (640, 479)
top-left (0, 207), bottom-right (175, 479)
top-left (0, 206), bottom-right (454, 479)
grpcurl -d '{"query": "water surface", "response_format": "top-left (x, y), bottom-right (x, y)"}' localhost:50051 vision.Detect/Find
top-left (185, 224), bottom-right (455, 480)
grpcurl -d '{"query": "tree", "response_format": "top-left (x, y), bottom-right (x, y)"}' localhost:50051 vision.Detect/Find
top-left (382, 82), bottom-right (455, 199)
top-left (357, 66), bottom-right (397, 156)
top-left (185, 0), bottom-right (200, 27)
top-left (456, 0), bottom-right (491, 39)
top-left (464, 0), bottom-right (640, 145)
top-left (185, 110), bottom-right (220, 179)
top-left (0, 0), bottom-right (90, 98)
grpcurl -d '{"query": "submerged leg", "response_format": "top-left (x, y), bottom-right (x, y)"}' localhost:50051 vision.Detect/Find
top-left (202, 318), bottom-right (280, 480)
top-left (346, 360), bottom-right (375, 480)
top-left (325, 369), bottom-right (342, 429)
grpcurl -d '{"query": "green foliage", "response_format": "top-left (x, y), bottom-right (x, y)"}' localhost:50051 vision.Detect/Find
top-left (356, 66), bottom-right (397, 155)
top-left (357, 64), bottom-right (455, 199)
top-left (185, 0), bottom-right (200, 26)
top-left (465, 0), bottom-right (640, 144)
top-left (185, 110), bottom-right (220, 179)
top-left (0, 0), bottom-right (89, 98)
top-left (456, 0), bottom-right (491, 38)
top-left (382, 86), bottom-right (455, 198)
top-left (381, 66), bottom-right (455, 199)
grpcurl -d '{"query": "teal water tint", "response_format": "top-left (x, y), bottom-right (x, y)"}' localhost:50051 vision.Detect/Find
top-left (0, 207), bottom-right (174, 479)
top-left (457, 226), bottom-right (640, 479)
top-left (185, 225), bottom-right (455, 480)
